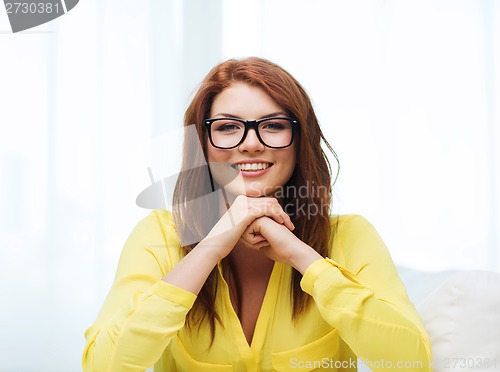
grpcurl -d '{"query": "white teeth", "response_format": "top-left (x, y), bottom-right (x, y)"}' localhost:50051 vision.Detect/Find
top-left (236, 163), bottom-right (271, 171)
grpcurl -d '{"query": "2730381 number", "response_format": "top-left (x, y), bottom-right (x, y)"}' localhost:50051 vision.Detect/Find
top-left (442, 358), bottom-right (497, 369)
top-left (5, 2), bottom-right (61, 14)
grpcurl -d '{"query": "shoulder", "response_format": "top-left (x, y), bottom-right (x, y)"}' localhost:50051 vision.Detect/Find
top-left (329, 214), bottom-right (378, 237)
top-left (146, 209), bottom-right (181, 248)
top-left (328, 214), bottom-right (387, 264)
top-left (123, 210), bottom-right (183, 268)
top-left (135, 209), bottom-right (178, 239)
top-left (149, 209), bottom-right (177, 232)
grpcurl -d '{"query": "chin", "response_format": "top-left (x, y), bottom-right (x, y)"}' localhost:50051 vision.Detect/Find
top-left (245, 190), bottom-right (266, 198)
top-left (243, 181), bottom-right (276, 198)
top-left (224, 188), bottom-right (263, 198)
top-left (222, 184), bottom-right (267, 198)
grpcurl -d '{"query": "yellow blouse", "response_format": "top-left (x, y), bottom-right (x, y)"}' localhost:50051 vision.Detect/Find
top-left (83, 210), bottom-right (432, 371)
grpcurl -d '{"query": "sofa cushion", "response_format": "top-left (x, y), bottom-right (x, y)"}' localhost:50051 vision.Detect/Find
top-left (418, 270), bottom-right (500, 371)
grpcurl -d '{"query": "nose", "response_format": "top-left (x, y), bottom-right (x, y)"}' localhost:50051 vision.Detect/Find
top-left (238, 127), bottom-right (265, 152)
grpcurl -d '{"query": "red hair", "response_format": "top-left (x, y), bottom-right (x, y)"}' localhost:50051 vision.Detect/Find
top-left (172, 57), bottom-right (337, 343)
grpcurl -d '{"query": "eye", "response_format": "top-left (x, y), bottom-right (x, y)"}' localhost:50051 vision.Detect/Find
top-left (213, 120), bottom-right (244, 133)
top-left (263, 122), bottom-right (285, 130)
top-left (261, 119), bottom-right (290, 132)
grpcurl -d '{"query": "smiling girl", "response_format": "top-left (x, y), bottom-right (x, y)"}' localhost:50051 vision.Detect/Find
top-left (83, 57), bottom-right (432, 371)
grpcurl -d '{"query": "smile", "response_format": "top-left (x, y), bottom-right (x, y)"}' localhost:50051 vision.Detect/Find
top-left (234, 162), bottom-right (273, 171)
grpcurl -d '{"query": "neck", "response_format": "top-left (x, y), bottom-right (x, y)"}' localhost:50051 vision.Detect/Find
top-left (228, 243), bottom-right (275, 277)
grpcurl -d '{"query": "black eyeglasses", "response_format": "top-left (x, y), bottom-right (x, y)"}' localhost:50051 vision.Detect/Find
top-left (204, 117), bottom-right (299, 149)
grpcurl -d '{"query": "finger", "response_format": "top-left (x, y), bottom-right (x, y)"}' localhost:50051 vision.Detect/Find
top-left (240, 233), bottom-right (269, 249)
top-left (260, 201), bottom-right (295, 231)
top-left (242, 229), bottom-right (266, 244)
top-left (280, 211), bottom-right (295, 231)
top-left (268, 207), bottom-right (294, 231)
top-left (262, 199), bottom-right (287, 225)
top-left (251, 233), bottom-right (267, 243)
top-left (245, 197), bottom-right (295, 230)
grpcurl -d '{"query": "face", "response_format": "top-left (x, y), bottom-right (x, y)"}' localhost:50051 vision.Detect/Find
top-left (206, 82), bottom-right (297, 198)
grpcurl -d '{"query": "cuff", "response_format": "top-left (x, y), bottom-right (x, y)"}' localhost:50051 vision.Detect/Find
top-left (151, 280), bottom-right (197, 309)
top-left (300, 258), bottom-right (339, 294)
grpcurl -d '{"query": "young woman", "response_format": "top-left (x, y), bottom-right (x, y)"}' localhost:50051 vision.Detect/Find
top-left (83, 57), bottom-right (432, 371)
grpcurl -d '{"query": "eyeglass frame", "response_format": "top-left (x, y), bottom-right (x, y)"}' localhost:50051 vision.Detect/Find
top-left (203, 116), bottom-right (300, 149)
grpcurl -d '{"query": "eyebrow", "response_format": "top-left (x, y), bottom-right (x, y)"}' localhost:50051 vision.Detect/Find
top-left (213, 112), bottom-right (288, 119)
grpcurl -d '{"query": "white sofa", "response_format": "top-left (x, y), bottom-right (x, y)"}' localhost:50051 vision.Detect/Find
top-left (359, 267), bottom-right (500, 371)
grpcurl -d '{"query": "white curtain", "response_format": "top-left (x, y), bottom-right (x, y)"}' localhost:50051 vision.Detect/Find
top-left (0, 1), bottom-right (498, 370)
top-left (222, 0), bottom-right (500, 272)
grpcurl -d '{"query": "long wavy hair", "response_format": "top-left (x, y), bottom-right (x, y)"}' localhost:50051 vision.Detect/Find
top-left (172, 57), bottom-right (337, 342)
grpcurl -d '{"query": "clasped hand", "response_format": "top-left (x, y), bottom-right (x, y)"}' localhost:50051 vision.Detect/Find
top-left (203, 195), bottom-right (305, 265)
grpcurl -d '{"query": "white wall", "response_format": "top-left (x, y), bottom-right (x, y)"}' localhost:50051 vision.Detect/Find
top-left (224, 0), bottom-right (500, 272)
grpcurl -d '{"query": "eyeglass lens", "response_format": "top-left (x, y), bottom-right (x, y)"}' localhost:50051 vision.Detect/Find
top-left (210, 118), bottom-right (294, 148)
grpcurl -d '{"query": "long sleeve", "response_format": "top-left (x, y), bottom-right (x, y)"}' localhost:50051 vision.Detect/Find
top-left (300, 215), bottom-right (432, 371)
top-left (82, 210), bottom-right (196, 372)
